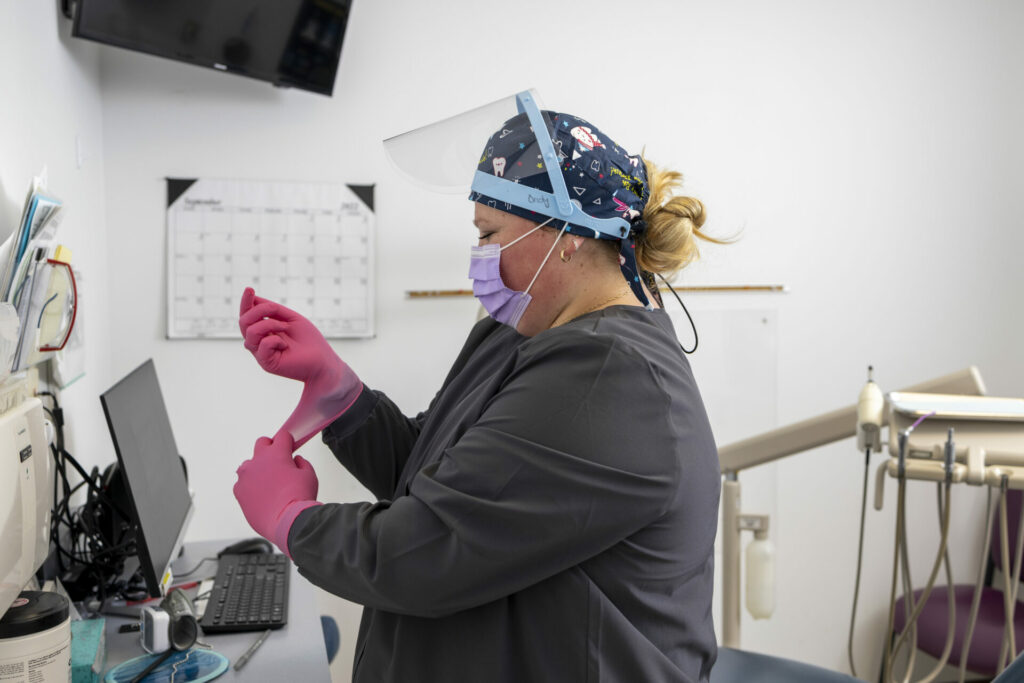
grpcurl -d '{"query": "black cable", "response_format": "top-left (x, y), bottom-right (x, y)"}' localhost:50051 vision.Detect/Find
top-left (49, 444), bottom-right (84, 573)
top-left (50, 446), bottom-right (66, 573)
top-left (175, 557), bottom-right (217, 578)
top-left (50, 496), bottom-right (119, 573)
top-left (42, 389), bottom-right (141, 603)
top-left (51, 445), bottom-right (79, 513)
top-left (657, 273), bottom-right (698, 354)
top-left (51, 438), bottom-right (60, 570)
top-left (56, 448), bottom-right (131, 521)
top-left (46, 393), bottom-right (77, 576)
top-left (88, 539), bottom-right (138, 560)
top-left (53, 486), bottom-right (84, 528)
top-left (130, 648), bottom-right (175, 683)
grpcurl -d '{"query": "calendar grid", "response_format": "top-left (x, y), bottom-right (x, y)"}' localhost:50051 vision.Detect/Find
top-left (166, 178), bottom-right (375, 339)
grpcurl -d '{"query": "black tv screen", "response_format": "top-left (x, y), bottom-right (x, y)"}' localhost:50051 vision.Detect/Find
top-left (72, 0), bottom-right (352, 96)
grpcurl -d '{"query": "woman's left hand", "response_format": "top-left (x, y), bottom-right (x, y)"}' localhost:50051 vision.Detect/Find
top-left (233, 430), bottom-right (321, 556)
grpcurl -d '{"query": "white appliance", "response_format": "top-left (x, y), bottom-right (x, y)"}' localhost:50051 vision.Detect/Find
top-left (0, 396), bottom-right (52, 618)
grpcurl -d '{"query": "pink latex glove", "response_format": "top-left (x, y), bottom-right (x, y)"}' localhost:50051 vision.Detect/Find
top-left (239, 287), bottom-right (363, 447)
top-left (233, 431), bottom-right (321, 557)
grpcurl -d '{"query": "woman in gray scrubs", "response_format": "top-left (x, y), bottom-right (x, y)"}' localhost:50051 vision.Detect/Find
top-left (235, 92), bottom-right (722, 682)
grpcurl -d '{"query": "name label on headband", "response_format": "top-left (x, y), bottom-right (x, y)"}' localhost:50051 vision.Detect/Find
top-left (527, 193), bottom-right (550, 209)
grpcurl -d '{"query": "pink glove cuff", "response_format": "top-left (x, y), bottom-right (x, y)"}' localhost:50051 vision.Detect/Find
top-left (287, 382), bottom-right (365, 449)
top-left (273, 500), bottom-right (322, 559)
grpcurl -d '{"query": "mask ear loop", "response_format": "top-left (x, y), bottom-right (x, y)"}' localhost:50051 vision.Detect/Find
top-left (657, 273), bottom-right (698, 354)
top-left (498, 216), bottom-right (556, 252)
top-left (522, 222), bottom-right (569, 295)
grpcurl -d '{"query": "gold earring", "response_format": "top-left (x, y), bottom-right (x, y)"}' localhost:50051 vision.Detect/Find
top-left (560, 248), bottom-right (572, 263)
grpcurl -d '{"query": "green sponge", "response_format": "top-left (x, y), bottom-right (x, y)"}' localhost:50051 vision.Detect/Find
top-left (71, 619), bottom-right (106, 683)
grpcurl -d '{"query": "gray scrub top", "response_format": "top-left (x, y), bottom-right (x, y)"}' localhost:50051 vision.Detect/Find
top-left (288, 306), bottom-right (721, 682)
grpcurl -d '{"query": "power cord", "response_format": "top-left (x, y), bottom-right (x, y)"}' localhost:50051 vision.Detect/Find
top-left (174, 557), bottom-right (217, 579)
top-left (41, 389), bottom-right (142, 604)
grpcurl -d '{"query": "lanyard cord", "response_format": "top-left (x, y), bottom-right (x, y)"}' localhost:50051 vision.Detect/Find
top-left (657, 273), bottom-right (698, 354)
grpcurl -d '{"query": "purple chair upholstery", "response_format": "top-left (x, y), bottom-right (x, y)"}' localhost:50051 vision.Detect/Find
top-left (892, 489), bottom-right (1023, 677)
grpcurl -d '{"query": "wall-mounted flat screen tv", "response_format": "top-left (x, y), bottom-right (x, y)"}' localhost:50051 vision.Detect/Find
top-left (71, 0), bottom-right (353, 96)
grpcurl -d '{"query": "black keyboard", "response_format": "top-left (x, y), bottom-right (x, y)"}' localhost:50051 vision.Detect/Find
top-left (199, 553), bottom-right (290, 633)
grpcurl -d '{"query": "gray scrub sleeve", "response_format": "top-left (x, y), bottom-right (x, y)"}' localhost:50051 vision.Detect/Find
top-left (322, 389), bottom-right (426, 500)
top-left (321, 317), bottom-right (512, 500)
top-left (288, 328), bottom-right (681, 618)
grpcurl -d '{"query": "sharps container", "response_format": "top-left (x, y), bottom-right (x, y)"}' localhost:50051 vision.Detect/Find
top-left (0, 591), bottom-right (71, 682)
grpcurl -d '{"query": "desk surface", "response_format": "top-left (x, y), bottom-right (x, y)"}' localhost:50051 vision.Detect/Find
top-left (102, 540), bottom-right (332, 682)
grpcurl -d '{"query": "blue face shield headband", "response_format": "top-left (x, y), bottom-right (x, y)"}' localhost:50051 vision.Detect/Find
top-left (382, 89), bottom-right (656, 311)
top-left (469, 92), bottom-right (653, 310)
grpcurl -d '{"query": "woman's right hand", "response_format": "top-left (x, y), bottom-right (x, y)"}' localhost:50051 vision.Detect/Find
top-left (239, 288), bottom-right (363, 448)
top-left (238, 287), bottom-right (343, 386)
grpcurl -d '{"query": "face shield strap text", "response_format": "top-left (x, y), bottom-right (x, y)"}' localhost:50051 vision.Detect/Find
top-left (471, 172), bottom-right (629, 240)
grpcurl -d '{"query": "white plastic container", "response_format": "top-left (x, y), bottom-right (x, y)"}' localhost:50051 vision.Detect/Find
top-left (745, 537), bottom-right (776, 620)
top-left (0, 591), bottom-right (71, 682)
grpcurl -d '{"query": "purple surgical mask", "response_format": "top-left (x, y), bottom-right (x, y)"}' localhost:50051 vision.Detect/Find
top-left (469, 217), bottom-right (565, 329)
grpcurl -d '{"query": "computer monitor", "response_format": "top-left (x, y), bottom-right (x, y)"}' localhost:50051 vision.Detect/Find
top-left (100, 360), bottom-right (193, 597)
top-left (71, 0), bottom-right (353, 96)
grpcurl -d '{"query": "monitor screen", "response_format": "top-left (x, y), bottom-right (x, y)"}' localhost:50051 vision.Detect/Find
top-left (72, 0), bottom-right (353, 96)
top-left (100, 360), bottom-right (192, 597)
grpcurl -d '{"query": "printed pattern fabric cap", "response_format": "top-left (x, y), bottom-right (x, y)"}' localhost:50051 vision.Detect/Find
top-left (469, 111), bottom-right (653, 308)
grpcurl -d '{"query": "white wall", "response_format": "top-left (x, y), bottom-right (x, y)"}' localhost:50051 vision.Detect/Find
top-left (0, 2), bottom-right (113, 470)
top-left (7, 0), bottom-right (1020, 680)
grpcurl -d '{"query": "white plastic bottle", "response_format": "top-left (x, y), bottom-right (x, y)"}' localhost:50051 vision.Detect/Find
top-left (745, 535), bottom-right (776, 620)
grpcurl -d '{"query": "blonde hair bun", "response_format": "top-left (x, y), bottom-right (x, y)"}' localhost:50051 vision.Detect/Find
top-left (637, 158), bottom-right (718, 277)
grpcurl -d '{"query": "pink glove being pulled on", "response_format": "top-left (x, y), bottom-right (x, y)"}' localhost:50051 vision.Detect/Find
top-left (239, 287), bottom-right (363, 448)
top-left (233, 431), bottom-right (321, 558)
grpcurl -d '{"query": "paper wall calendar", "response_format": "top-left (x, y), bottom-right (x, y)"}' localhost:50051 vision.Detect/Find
top-left (166, 178), bottom-right (375, 339)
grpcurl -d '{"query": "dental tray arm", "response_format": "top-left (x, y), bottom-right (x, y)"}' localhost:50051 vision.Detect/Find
top-left (718, 367), bottom-right (984, 474)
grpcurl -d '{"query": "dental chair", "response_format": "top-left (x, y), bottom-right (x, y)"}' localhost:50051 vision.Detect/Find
top-left (711, 647), bottom-right (861, 682)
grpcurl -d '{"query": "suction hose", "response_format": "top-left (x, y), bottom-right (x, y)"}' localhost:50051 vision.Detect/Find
top-left (848, 448), bottom-right (872, 679)
top-left (885, 480), bottom-right (954, 683)
top-left (900, 484), bottom-right (956, 683)
top-left (958, 487), bottom-right (996, 683)
top-left (996, 476), bottom-right (1024, 674)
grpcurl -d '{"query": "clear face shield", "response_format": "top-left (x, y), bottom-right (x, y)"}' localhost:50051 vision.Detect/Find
top-left (383, 89), bottom-right (630, 241)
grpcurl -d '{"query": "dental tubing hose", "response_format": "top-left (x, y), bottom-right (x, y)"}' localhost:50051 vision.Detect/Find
top-left (996, 475), bottom-right (1024, 673)
top-left (896, 439), bottom-right (957, 683)
top-left (997, 478), bottom-right (1014, 675)
top-left (883, 422), bottom-right (958, 683)
top-left (909, 486), bottom-right (955, 683)
top-left (958, 488), bottom-right (996, 683)
top-left (1005, 482), bottom-right (1024, 668)
top-left (850, 368), bottom-right (882, 679)
top-left (956, 476), bottom-right (1024, 681)
top-left (897, 482), bottom-right (920, 683)
top-left (847, 447), bottom-right (872, 679)
top-left (884, 479), bottom-right (955, 683)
